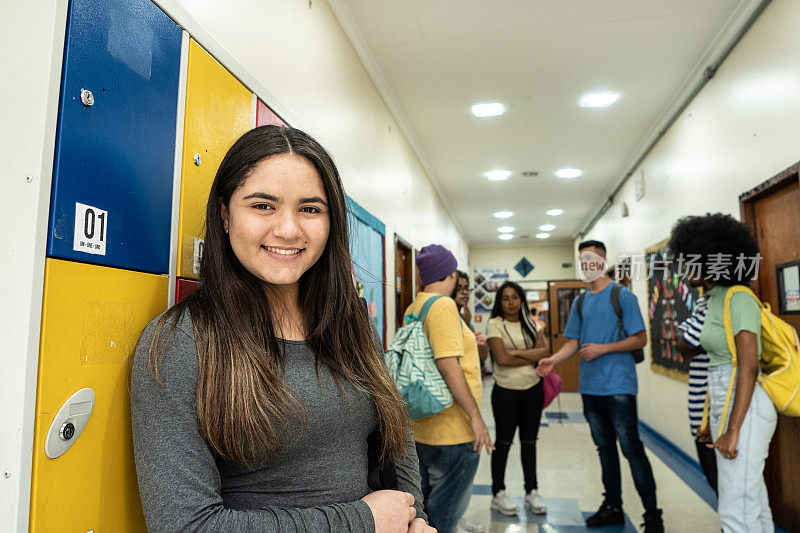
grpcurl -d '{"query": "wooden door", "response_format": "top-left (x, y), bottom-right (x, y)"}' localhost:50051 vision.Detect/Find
top-left (395, 238), bottom-right (414, 328)
top-left (741, 165), bottom-right (800, 529)
top-left (548, 280), bottom-right (589, 392)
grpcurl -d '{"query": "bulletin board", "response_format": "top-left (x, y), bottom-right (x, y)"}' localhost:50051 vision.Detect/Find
top-left (645, 239), bottom-right (701, 382)
top-left (346, 197), bottom-right (386, 344)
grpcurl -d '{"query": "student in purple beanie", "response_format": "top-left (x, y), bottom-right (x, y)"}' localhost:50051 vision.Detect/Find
top-left (406, 244), bottom-right (494, 533)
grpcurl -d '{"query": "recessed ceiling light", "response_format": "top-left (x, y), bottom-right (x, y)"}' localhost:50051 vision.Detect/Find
top-left (546, 208), bottom-right (564, 216)
top-left (556, 168), bottom-right (582, 179)
top-left (536, 233), bottom-right (550, 239)
top-left (485, 170), bottom-right (511, 181)
top-left (499, 234), bottom-right (514, 241)
top-left (493, 211), bottom-right (513, 219)
top-left (497, 226), bottom-right (514, 233)
top-left (471, 102), bottom-right (505, 118)
top-left (539, 224), bottom-right (556, 231)
top-left (579, 92), bottom-right (619, 108)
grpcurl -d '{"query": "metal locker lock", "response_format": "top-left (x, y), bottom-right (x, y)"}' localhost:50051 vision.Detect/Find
top-left (44, 388), bottom-right (95, 459)
top-left (80, 88), bottom-right (94, 107)
top-left (59, 422), bottom-right (75, 441)
top-left (193, 152), bottom-right (202, 166)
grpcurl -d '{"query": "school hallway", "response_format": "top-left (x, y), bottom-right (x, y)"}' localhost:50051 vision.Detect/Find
top-left (459, 378), bottom-right (779, 533)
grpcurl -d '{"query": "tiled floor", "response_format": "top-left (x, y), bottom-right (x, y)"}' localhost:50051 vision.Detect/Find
top-left (459, 378), bottom-right (722, 532)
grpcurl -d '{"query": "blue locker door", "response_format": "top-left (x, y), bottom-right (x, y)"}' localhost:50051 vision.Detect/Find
top-left (47, 0), bottom-right (182, 274)
top-left (347, 198), bottom-right (386, 343)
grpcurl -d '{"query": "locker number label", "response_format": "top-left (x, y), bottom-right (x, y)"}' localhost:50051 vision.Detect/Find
top-left (73, 203), bottom-right (108, 256)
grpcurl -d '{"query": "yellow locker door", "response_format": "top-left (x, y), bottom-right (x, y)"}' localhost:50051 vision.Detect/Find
top-left (30, 259), bottom-right (168, 532)
top-left (178, 39), bottom-right (252, 279)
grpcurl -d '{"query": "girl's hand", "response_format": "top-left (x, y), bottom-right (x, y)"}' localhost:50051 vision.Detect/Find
top-left (409, 517), bottom-right (437, 532)
top-left (474, 332), bottom-right (487, 347)
top-left (714, 429), bottom-right (739, 460)
top-left (696, 424), bottom-right (714, 449)
top-left (362, 490), bottom-right (416, 533)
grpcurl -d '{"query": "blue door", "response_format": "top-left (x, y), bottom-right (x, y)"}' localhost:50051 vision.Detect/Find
top-left (47, 0), bottom-right (182, 274)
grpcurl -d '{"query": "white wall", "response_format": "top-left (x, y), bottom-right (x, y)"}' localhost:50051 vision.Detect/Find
top-left (579, 0), bottom-right (800, 458)
top-left (470, 244), bottom-right (576, 282)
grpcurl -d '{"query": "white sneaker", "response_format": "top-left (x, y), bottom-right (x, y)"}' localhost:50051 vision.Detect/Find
top-left (490, 489), bottom-right (520, 515)
top-left (456, 518), bottom-right (486, 533)
top-left (525, 490), bottom-right (547, 514)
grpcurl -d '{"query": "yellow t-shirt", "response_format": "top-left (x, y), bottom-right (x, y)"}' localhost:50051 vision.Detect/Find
top-left (485, 317), bottom-right (540, 390)
top-left (405, 293), bottom-right (483, 445)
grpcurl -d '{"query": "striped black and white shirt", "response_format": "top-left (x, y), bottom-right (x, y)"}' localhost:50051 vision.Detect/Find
top-left (678, 295), bottom-right (709, 437)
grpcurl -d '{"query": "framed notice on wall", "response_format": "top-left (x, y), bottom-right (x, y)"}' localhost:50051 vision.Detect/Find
top-left (777, 260), bottom-right (800, 315)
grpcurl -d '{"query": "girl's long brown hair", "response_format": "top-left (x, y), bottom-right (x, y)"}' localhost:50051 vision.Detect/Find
top-left (149, 126), bottom-right (408, 465)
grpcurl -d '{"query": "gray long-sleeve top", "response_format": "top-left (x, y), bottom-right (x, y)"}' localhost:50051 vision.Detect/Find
top-left (131, 311), bottom-right (425, 532)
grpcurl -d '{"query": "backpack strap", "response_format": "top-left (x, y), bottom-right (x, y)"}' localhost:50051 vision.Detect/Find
top-left (418, 295), bottom-right (443, 323)
top-left (575, 291), bottom-right (586, 319)
top-left (716, 285), bottom-right (761, 439)
top-left (610, 283), bottom-right (625, 339)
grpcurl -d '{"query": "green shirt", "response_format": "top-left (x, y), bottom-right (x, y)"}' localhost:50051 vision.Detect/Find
top-left (699, 285), bottom-right (762, 367)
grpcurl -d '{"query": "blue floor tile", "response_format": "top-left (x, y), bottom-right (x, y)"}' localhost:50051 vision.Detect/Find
top-left (473, 484), bottom-right (492, 496)
top-left (545, 411), bottom-right (587, 424)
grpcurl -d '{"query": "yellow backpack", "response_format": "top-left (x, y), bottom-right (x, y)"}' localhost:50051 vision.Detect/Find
top-left (709, 286), bottom-right (800, 438)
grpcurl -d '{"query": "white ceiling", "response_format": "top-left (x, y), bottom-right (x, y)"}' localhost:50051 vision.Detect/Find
top-left (328, 0), bottom-right (763, 246)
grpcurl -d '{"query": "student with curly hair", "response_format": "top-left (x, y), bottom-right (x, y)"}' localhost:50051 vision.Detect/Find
top-left (669, 213), bottom-right (776, 533)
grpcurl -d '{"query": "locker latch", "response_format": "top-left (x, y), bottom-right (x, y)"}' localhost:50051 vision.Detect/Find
top-left (44, 388), bottom-right (95, 459)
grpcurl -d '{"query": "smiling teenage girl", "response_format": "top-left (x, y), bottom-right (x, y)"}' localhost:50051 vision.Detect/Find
top-left (131, 126), bottom-right (432, 533)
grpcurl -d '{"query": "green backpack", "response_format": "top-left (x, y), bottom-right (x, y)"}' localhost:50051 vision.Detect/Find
top-left (385, 296), bottom-right (454, 420)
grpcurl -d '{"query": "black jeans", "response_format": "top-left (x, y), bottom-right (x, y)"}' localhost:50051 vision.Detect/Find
top-left (491, 382), bottom-right (544, 495)
top-left (694, 437), bottom-right (718, 494)
top-left (582, 394), bottom-right (658, 513)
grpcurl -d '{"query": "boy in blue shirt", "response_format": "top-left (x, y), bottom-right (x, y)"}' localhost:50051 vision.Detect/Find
top-left (536, 240), bottom-right (663, 532)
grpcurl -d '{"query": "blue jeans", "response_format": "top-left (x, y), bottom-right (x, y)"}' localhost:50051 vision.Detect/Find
top-left (582, 394), bottom-right (658, 513)
top-left (416, 441), bottom-right (480, 533)
top-left (709, 365), bottom-right (776, 533)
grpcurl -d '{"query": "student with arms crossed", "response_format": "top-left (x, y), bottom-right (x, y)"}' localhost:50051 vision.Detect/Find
top-left (485, 282), bottom-right (550, 517)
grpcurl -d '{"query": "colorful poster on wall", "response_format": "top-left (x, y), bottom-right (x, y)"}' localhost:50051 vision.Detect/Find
top-left (645, 239), bottom-right (701, 382)
top-left (473, 267), bottom-right (509, 320)
top-left (347, 197), bottom-right (385, 344)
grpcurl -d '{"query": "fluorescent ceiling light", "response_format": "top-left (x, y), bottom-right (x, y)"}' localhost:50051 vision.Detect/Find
top-left (499, 234), bottom-right (514, 241)
top-left (485, 169), bottom-right (511, 181)
top-left (546, 208), bottom-right (564, 216)
top-left (556, 168), bottom-right (582, 179)
top-left (471, 102), bottom-right (505, 117)
top-left (536, 233), bottom-right (550, 239)
top-left (497, 226), bottom-right (515, 233)
top-left (539, 224), bottom-right (556, 231)
top-left (579, 92), bottom-right (619, 108)
top-left (493, 211), bottom-right (513, 219)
